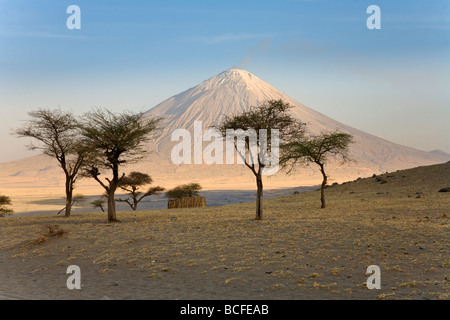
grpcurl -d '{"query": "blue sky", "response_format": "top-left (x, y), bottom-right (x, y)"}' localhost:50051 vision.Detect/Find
top-left (0, 0), bottom-right (449, 162)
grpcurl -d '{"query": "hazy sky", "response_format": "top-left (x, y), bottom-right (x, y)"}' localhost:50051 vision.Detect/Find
top-left (0, 0), bottom-right (449, 162)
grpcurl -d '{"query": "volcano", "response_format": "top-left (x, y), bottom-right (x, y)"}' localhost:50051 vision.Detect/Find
top-left (136, 68), bottom-right (449, 187)
top-left (0, 68), bottom-right (448, 208)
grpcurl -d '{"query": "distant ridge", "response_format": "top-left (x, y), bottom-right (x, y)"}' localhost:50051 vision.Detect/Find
top-left (429, 150), bottom-right (450, 157)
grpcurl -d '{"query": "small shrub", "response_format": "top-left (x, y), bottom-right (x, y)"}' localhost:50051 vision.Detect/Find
top-left (32, 224), bottom-right (68, 245)
top-left (0, 194), bottom-right (13, 217)
top-left (166, 183), bottom-right (202, 199)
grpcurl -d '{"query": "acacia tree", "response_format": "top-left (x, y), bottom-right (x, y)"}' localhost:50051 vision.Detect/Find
top-left (165, 183), bottom-right (202, 199)
top-left (13, 109), bottom-right (86, 217)
top-left (57, 194), bottom-right (86, 215)
top-left (0, 195), bottom-right (13, 217)
top-left (218, 99), bottom-right (304, 220)
top-left (281, 131), bottom-right (353, 208)
top-left (91, 194), bottom-right (107, 212)
top-left (116, 171), bottom-right (164, 211)
top-left (79, 108), bottom-right (161, 222)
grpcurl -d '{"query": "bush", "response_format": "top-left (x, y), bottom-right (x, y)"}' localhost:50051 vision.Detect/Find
top-left (32, 224), bottom-right (68, 245)
top-left (166, 183), bottom-right (202, 199)
top-left (0, 194), bottom-right (13, 217)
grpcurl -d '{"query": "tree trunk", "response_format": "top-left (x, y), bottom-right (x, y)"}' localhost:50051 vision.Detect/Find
top-left (107, 190), bottom-right (117, 222)
top-left (131, 190), bottom-right (138, 211)
top-left (319, 163), bottom-right (327, 209)
top-left (107, 163), bottom-right (120, 222)
top-left (65, 180), bottom-right (73, 217)
top-left (255, 175), bottom-right (263, 220)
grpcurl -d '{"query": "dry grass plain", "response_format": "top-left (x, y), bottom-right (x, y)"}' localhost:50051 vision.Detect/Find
top-left (0, 162), bottom-right (449, 300)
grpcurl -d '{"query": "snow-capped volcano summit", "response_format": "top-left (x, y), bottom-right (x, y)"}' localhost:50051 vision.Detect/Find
top-left (146, 68), bottom-right (342, 148)
top-left (146, 68), bottom-right (291, 131)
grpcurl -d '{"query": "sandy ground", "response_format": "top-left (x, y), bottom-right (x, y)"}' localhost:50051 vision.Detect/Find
top-left (0, 162), bottom-right (448, 300)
